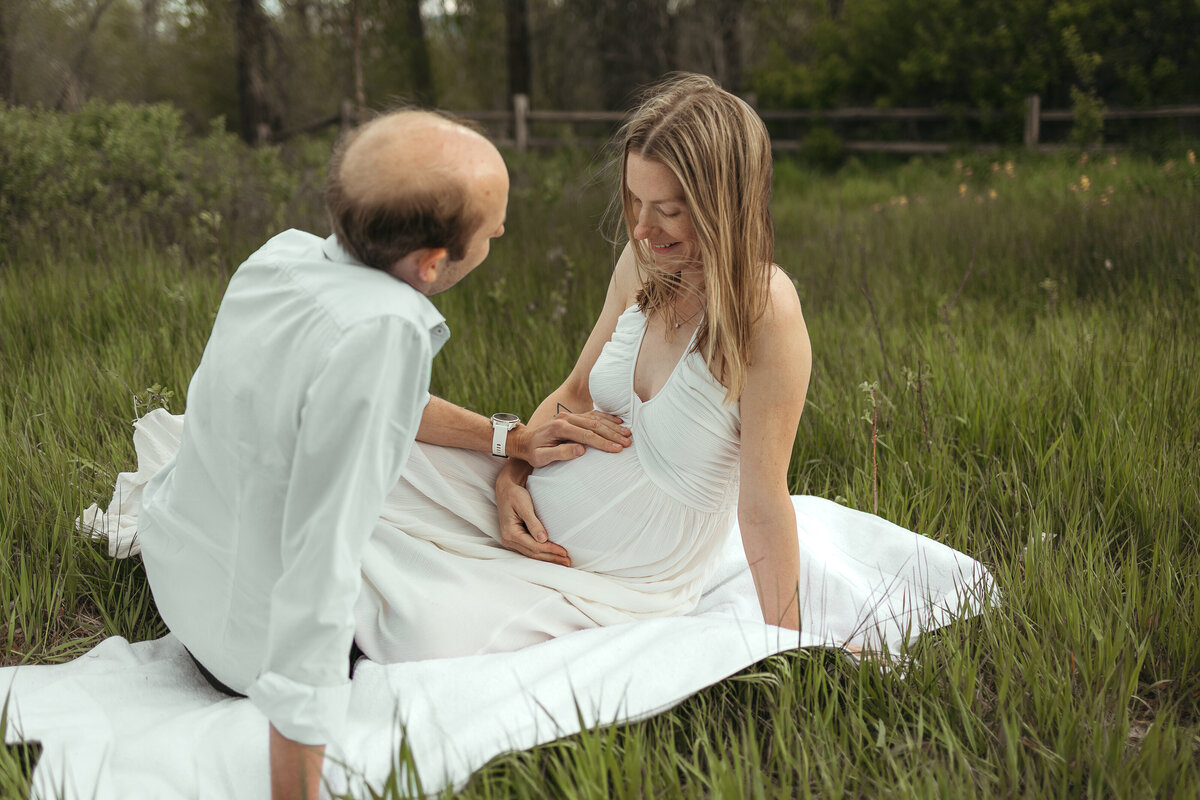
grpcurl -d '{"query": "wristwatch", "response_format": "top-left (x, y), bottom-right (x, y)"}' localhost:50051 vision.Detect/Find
top-left (490, 413), bottom-right (521, 458)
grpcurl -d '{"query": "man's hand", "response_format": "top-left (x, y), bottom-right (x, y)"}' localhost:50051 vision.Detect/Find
top-left (506, 410), bottom-right (630, 468)
top-left (495, 462), bottom-right (571, 566)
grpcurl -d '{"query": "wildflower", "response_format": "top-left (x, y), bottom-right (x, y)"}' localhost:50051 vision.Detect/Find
top-left (1105, 185), bottom-right (1114, 195)
top-left (1080, 175), bottom-right (1091, 192)
top-left (991, 161), bottom-right (1001, 172)
top-left (1109, 155), bottom-right (1118, 167)
top-left (1004, 161), bottom-right (1015, 178)
top-left (1080, 152), bottom-right (1089, 166)
top-left (1100, 196), bottom-right (1109, 206)
top-left (988, 189), bottom-right (998, 200)
top-left (1189, 150), bottom-right (1196, 166)
top-left (958, 183), bottom-right (968, 198)
top-left (963, 166), bottom-right (974, 177)
top-left (1104, 259), bottom-right (1114, 271)
top-left (1164, 160), bottom-right (1176, 173)
top-left (1069, 183), bottom-right (1078, 192)
top-left (898, 195), bottom-right (909, 206)
top-left (954, 158), bottom-right (963, 173)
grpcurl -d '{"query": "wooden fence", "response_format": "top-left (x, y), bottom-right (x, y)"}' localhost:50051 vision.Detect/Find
top-left (288, 94), bottom-right (1200, 154)
top-left (476, 93), bottom-right (1200, 154)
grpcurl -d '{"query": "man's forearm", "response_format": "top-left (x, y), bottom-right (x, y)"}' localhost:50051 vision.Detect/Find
top-left (418, 392), bottom-right (626, 467)
top-left (416, 395), bottom-right (493, 451)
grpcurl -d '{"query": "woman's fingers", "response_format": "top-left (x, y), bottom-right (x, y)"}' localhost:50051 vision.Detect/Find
top-left (497, 481), bottom-right (572, 566)
top-left (514, 538), bottom-right (571, 566)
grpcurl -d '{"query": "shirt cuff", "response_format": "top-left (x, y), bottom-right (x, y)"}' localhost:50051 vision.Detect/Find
top-left (247, 670), bottom-right (352, 746)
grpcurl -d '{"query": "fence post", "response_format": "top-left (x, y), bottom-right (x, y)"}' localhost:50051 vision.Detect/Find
top-left (1024, 94), bottom-right (1041, 148)
top-left (513, 93), bottom-right (529, 153)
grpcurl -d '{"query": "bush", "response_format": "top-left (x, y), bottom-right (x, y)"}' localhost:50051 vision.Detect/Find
top-left (0, 102), bottom-right (330, 265)
top-left (801, 126), bottom-right (845, 170)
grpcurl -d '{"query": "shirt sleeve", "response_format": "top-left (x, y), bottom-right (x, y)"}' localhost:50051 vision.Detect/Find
top-left (246, 315), bottom-right (433, 746)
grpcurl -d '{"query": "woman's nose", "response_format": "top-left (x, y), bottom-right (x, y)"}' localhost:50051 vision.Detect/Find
top-left (633, 212), bottom-right (653, 240)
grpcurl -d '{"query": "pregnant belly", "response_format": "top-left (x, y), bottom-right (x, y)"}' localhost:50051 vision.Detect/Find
top-left (525, 445), bottom-right (688, 575)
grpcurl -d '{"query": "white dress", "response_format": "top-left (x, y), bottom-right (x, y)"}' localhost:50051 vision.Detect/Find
top-left (352, 305), bottom-right (740, 661)
top-left (81, 304), bottom-right (993, 665)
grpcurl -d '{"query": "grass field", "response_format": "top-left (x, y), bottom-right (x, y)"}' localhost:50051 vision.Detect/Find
top-left (2, 146), bottom-right (1198, 797)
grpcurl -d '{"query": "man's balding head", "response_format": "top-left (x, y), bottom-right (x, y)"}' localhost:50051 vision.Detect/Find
top-left (326, 110), bottom-right (508, 280)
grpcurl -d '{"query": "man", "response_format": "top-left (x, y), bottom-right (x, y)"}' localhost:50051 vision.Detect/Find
top-left (137, 111), bottom-right (624, 799)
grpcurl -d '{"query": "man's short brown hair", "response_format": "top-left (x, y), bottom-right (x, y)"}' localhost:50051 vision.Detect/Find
top-left (325, 110), bottom-right (486, 270)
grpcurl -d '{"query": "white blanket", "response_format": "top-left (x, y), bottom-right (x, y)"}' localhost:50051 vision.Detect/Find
top-left (3, 499), bottom-right (992, 800)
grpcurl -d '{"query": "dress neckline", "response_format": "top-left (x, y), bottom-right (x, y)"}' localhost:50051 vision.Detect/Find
top-left (629, 305), bottom-right (701, 406)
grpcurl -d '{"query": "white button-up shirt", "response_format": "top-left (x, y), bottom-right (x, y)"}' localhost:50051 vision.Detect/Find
top-left (140, 230), bottom-right (449, 746)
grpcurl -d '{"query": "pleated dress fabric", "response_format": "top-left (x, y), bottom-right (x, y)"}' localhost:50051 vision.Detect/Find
top-left (353, 305), bottom-right (742, 663)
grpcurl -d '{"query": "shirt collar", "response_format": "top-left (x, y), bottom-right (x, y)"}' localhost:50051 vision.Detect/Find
top-left (321, 235), bottom-right (451, 354)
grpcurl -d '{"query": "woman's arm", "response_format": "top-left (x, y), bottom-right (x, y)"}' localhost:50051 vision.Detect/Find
top-left (494, 244), bottom-right (643, 564)
top-left (525, 242), bottom-right (643, 429)
top-left (737, 269), bottom-right (812, 630)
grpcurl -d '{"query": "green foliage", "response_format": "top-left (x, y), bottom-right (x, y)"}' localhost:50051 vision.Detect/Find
top-left (0, 102), bottom-right (330, 265)
top-left (1061, 24), bottom-right (1105, 147)
top-left (749, 0), bottom-right (1200, 145)
top-left (801, 125), bottom-right (844, 169)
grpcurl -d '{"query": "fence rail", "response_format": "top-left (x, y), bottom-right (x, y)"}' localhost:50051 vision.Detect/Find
top-left (294, 95), bottom-right (1200, 154)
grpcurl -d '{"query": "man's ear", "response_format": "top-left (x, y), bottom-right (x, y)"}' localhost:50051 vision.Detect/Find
top-left (413, 247), bottom-right (449, 285)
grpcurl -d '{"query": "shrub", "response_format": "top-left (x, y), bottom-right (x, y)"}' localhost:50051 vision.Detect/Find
top-left (0, 102), bottom-right (329, 265)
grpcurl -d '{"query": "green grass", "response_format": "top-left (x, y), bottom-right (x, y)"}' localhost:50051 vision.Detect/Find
top-left (2, 147), bottom-right (1198, 797)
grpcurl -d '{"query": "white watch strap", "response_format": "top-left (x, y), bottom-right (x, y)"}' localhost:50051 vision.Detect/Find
top-left (491, 414), bottom-right (519, 458)
top-left (491, 422), bottom-right (509, 458)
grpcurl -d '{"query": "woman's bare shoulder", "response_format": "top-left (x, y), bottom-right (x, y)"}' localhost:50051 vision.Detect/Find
top-left (609, 242), bottom-right (643, 309)
top-left (759, 265), bottom-right (805, 332)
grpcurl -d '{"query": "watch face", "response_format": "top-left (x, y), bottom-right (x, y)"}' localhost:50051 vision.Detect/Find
top-left (493, 413), bottom-right (520, 425)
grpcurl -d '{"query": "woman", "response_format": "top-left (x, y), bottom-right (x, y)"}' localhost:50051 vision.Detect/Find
top-left (346, 73), bottom-right (812, 662)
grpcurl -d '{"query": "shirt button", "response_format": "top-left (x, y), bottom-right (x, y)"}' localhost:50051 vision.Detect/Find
top-left (432, 325), bottom-right (447, 337)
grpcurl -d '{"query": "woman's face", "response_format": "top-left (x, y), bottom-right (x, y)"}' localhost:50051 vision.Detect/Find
top-left (625, 151), bottom-right (698, 267)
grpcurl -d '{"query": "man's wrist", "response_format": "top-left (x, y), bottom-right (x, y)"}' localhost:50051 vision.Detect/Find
top-left (504, 424), bottom-right (529, 462)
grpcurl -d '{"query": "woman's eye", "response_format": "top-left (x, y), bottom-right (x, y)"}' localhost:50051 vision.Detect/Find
top-left (661, 210), bottom-right (679, 218)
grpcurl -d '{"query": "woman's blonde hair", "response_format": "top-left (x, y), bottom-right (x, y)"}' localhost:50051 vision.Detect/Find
top-left (616, 72), bottom-right (774, 404)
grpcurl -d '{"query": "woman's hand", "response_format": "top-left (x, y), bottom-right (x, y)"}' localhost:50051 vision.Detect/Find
top-left (495, 461), bottom-right (572, 566)
top-left (507, 410), bottom-right (630, 469)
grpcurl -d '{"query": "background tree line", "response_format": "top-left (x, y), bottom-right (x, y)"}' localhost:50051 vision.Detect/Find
top-left (1, 0), bottom-right (1198, 145)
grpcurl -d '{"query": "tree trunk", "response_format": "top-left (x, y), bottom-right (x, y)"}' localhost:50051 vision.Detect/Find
top-left (404, 0), bottom-right (434, 106)
top-left (54, 0), bottom-right (117, 110)
top-left (505, 0), bottom-right (532, 99)
top-left (235, 0), bottom-right (274, 145)
top-left (716, 0), bottom-right (742, 94)
top-left (352, 0), bottom-right (365, 123)
top-left (591, 0), bottom-right (672, 109)
top-left (141, 0), bottom-right (160, 38)
top-left (0, 1), bottom-right (12, 105)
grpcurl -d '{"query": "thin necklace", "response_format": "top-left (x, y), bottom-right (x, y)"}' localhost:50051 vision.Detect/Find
top-left (673, 306), bottom-right (703, 329)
